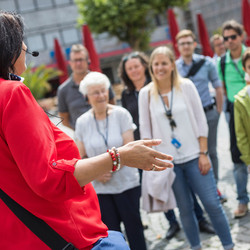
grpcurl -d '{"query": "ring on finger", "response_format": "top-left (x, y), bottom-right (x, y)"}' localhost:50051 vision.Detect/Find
top-left (151, 164), bottom-right (156, 171)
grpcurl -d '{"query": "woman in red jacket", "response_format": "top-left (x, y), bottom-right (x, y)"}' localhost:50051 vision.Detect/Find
top-left (0, 11), bottom-right (173, 249)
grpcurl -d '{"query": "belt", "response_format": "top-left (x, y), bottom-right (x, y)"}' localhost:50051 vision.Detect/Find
top-left (203, 103), bottom-right (215, 112)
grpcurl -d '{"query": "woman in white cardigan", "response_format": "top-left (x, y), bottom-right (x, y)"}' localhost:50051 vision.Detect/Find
top-left (138, 46), bottom-right (233, 250)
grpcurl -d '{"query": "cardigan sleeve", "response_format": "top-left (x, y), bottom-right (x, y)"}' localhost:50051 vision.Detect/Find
top-left (138, 85), bottom-right (153, 139)
top-left (2, 83), bottom-right (84, 202)
top-left (182, 79), bottom-right (208, 138)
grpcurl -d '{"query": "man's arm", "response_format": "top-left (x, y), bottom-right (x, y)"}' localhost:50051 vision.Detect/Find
top-left (58, 112), bottom-right (72, 129)
top-left (215, 86), bottom-right (224, 113)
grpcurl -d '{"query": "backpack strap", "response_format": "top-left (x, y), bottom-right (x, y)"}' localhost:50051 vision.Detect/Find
top-left (220, 55), bottom-right (228, 97)
top-left (220, 55), bottom-right (226, 84)
top-left (0, 189), bottom-right (77, 250)
top-left (185, 58), bottom-right (206, 78)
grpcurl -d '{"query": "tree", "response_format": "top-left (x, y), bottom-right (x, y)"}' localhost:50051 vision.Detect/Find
top-left (75, 0), bottom-right (189, 51)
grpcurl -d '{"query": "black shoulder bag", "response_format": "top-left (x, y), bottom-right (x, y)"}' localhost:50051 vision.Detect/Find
top-left (0, 189), bottom-right (78, 250)
top-left (185, 58), bottom-right (206, 78)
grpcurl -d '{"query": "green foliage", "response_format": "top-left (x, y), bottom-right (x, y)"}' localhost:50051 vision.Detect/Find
top-left (21, 64), bottom-right (61, 100)
top-left (75, 0), bottom-right (189, 51)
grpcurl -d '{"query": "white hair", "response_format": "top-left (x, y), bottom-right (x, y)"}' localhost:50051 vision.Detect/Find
top-left (79, 72), bottom-right (111, 95)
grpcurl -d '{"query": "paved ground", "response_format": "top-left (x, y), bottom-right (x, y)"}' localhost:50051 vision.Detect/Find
top-left (51, 112), bottom-right (250, 250)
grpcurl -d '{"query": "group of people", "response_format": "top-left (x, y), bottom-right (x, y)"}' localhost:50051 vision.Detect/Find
top-left (56, 18), bottom-right (250, 250)
top-left (1, 9), bottom-right (249, 250)
top-left (0, 10), bottom-right (173, 250)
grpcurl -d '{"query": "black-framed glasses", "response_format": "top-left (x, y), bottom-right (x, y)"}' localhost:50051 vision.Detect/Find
top-left (223, 34), bottom-right (237, 41)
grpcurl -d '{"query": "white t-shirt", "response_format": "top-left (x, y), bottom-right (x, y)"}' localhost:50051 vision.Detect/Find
top-left (75, 105), bottom-right (139, 194)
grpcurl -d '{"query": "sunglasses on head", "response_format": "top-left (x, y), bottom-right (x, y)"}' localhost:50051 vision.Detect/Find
top-left (122, 52), bottom-right (140, 62)
top-left (223, 34), bottom-right (237, 41)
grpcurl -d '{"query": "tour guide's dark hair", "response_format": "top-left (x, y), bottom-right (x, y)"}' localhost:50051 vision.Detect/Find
top-left (0, 11), bottom-right (24, 79)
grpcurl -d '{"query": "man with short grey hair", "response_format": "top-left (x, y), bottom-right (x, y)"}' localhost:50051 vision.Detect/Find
top-left (57, 44), bottom-right (115, 130)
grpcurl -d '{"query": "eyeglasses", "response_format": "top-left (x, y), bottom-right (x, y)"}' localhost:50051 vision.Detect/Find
top-left (223, 34), bottom-right (237, 41)
top-left (88, 88), bottom-right (107, 97)
top-left (178, 41), bottom-right (194, 47)
top-left (71, 58), bottom-right (87, 63)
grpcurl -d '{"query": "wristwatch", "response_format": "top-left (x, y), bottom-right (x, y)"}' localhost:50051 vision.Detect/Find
top-left (199, 151), bottom-right (208, 155)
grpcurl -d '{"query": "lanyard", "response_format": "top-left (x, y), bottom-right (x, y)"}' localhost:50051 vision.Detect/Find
top-left (232, 60), bottom-right (245, 80)
top-left (94, 108), bottom-right (109, 148)
top-left (158, 81), bottom-right (177, 131)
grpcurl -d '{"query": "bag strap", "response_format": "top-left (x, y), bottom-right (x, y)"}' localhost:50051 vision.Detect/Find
top-left (185, 58), bottom-right (206, 78)
top-left (0, 189), bottom-right (77, 250)
top-left (148, 87), bottom-right (153, 138)
top-left (220, 55), bottom-right (226, 84)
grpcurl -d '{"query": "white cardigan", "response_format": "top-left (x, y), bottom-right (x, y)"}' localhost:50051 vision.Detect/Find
top-left (138, 78), bottom-right (208, 212)
top-left (138, 79), bottom-right (208, 141)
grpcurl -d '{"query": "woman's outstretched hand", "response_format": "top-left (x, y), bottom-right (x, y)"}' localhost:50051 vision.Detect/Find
top-left (118, 139), bottom-right (173, 171)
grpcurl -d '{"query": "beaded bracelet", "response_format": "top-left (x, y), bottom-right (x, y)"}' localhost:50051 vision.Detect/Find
top-left (107, 147), bottom-right (120, 172)
top-left (112, 147), bottom-right (121, 172)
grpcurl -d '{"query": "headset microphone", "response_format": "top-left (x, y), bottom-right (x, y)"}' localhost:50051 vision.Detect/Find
top-left (26, 49), bottom-right (39, 57)
top-left (31, 51), bottom-right (39, 57)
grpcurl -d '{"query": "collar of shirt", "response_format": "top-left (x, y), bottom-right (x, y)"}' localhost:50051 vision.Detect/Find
top-left (179, 53), bottom-right (204, 67)
top-left (225, 44), bottom-right (246, 64)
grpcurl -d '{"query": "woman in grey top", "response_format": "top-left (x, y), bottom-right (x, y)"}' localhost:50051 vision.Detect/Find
top-left (75, 72), bottom-right (147, 250)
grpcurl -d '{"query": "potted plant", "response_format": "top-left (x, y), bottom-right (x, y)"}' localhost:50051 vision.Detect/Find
top-left (22, 64), bottom-right (61, 111)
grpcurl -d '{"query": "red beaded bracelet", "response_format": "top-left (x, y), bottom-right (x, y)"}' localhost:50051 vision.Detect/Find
top-left (112, 147), bottom-right (121, 171)
top-left (107, 148), bottom-right (119, 172)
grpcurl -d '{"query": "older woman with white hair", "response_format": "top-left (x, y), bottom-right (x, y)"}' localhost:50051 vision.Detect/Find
top-left (75, 71), bottom-right (147, 250)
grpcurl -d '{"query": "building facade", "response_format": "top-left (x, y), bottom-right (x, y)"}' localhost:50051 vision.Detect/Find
top-left (0, 0), bottom-right (244, 84)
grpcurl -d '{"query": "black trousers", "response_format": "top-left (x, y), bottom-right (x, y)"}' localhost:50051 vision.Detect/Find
top-left (227, 100), bottom-right (243, 163)
top-left (97, 186), bottom-right (146, 250)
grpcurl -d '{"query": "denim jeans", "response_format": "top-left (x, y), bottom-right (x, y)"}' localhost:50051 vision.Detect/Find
top-left (172, 158), bottom-right (234, 250)
top-left (234, 162), bottom-right (249, 204)
top-left (92, 230), bottom-right (130, 249)
top-left (205, 108), bottom-right (220, 183)
top-left (164, 192), bottom-right (205, 226)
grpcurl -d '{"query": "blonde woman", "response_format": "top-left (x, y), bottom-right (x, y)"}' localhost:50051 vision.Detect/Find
top-left (139, 46), bottom-right (233, 250)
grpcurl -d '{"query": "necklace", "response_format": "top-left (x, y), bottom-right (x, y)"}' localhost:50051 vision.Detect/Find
top-left (93, 108), bottom-right (109, 148)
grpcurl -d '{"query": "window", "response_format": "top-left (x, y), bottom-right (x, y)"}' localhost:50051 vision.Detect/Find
top-left (26, 34), bottom-right (45, 51)
top-left (36, 0), bottom-right (53, 9)
top-left (62, 28), bottom-right (79, 45)
top-left (45, 31), bottom-right (61, 49)
top-left (54, 0), bottom-right (71, 5)
top-left (18, 0), bottom-right (36, 12)
top-left (1, 0), bottom-right (16, 11)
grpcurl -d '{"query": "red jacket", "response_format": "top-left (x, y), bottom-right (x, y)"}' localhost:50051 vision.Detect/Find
top-left (0, 79), bottom-right (108, 249)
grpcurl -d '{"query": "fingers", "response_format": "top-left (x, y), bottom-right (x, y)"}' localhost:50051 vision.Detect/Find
top-left (142, 139), bottom-right (162, 147)
top-left (148, 164), bottom-right (169, 172)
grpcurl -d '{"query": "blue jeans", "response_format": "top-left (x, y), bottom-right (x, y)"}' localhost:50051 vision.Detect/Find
top-left (172, 158), bottom-right (234, 250)
top-left (234, 163), bottom-right (249, 204)
top-left (92, 230), bottom-right (130, 249)
top-left (164, 192), bottom-right (205, 226)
